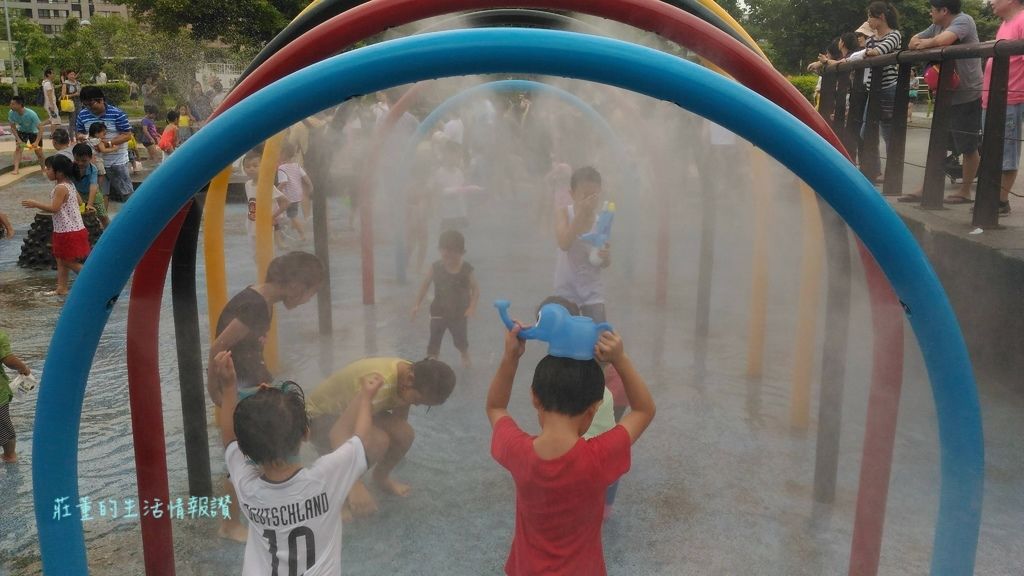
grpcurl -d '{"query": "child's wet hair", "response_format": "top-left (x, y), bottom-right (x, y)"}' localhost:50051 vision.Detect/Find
top-left (537, 296), bottom-right (580, 317)
top-left (234, 382), bottom-right (310, 465)
top-left (45, 154), bottom-right (76, 180)
top-left (438, 229), bottom-right (465, 254)
top-left (280, 140), bottom-right (296, 159)
top-left (411, 358), bottom-right (456, 405)
top-left (243, 149), bottom-right (262, 165)
top-left (72, 143), bottom-right (93, 158)
top-left (144, 104), bottom-right (158, 116)
top-left (166, 110), bottom-right (179, 123)
top-left (570, 166), bottom-right (602, 190)
top-left (532, 355), bottom-right (604, 416)
top-left (265, 251), bottom-right (324, 289)
top-left (88, 122), bottom-right (106, 137)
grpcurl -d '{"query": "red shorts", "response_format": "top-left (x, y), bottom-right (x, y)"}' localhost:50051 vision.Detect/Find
top-left (51, 229), bottom-right (90, 261)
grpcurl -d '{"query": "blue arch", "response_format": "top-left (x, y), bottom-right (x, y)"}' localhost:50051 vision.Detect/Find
top-left (33, 29), bottom-right (981, 575)
top-left (391, 78), bottom-right (641, 281)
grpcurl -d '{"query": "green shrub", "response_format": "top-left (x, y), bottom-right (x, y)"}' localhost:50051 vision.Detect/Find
top-left (0, 83), bottom-right (44, 106)
top-left (0, 81), bottom-right (130, 108)
top-left (82, 82), bottom-right (131, 106)
top-left (788, 75), bottom-right (819, 103)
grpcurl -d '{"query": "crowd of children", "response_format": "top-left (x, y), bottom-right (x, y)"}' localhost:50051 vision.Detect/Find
top-left (208, 110), bottom-right (651, 573)
top-left (1, 92), bottom-right (658, 575)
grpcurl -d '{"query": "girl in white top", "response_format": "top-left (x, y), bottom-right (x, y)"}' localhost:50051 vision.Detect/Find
top-left (211, 351), bottom-right (381, 576)
top-left (21, 155), bottom-right (90, 296)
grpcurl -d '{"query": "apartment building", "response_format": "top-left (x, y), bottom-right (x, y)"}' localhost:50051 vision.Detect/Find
top-left (6, 0), bottom-right (129, 35)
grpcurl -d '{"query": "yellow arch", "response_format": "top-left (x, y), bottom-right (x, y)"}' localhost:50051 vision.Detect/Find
top-left (695, 0), bottom-right (768, 61)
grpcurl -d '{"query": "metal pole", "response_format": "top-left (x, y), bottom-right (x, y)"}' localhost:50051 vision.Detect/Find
top-left (4, 0), bottom-right (17, 95)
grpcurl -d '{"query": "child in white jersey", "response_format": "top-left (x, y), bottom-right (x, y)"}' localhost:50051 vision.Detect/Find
top-left (21, 155), bottom-right (90, 296)
top-left (212, 350), bottom-right (381, 575)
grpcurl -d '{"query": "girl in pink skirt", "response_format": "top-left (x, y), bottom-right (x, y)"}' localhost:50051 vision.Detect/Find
top-left (21, 155), bottom-right (91, 296)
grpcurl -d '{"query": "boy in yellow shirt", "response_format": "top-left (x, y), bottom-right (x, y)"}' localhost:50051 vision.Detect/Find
top-left (306, 357), bottom-right (455, 517)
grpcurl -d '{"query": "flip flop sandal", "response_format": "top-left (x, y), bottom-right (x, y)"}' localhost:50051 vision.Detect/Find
top-left (944, 196), bottom-right (973, 205)
top-left (897, 194), bottom-right (922, 203)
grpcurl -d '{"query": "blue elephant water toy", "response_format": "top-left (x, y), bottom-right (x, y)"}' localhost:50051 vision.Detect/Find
top-left (494, 300), bottom-right (613, 360)
top-left (579, 201), bottom-right (615, 266)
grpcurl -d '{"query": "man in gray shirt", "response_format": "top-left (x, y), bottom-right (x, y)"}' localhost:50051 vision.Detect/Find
top-left (902, 0), bottom-right (983, 203)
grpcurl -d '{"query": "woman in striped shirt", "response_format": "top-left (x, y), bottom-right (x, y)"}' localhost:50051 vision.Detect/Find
top-left (862, 2), bottom-right (903, 182)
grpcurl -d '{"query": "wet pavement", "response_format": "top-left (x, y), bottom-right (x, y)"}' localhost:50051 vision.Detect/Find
top-left (0, 116), bottom-right (1022, 575)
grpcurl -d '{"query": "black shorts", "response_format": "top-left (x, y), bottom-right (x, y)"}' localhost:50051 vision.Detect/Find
top-left (428, 314), bottom-right (469, 356)
top-left (17, 132), bottom-right (38, 147)
top-left (286, 202), bottom-right (300, 218)
top-left (950, 99), bottom-right (982, 156)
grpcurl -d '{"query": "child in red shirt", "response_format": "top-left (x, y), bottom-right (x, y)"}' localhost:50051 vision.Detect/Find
top-left (486, 324), bottom-right (656, 576)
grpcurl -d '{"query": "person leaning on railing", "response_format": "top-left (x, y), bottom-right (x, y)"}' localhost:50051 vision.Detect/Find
top-left (900, 0), bottom-right (984, 204)
top-left (814, 25), bottom-right (875, 164)
top-left (979, 0), bottom-right (1024, 216)
top-left (857, 2), bottom-right (903, 184)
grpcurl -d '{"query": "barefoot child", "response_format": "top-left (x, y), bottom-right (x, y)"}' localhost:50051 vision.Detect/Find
top-left (1, 330), bottom-right (33, 463)
top-left (212, 351), bottom-right (379, 574)
top-left (158, 110), bottom-right (179, 156)
top-left (243, 149), bottom-right (291, 251)
top-left (305, 357), bottom-right (456, 518)
top-left (87, 122), bottom-right (114, 182)
top-left (21, 155), bottom-right (91, 296)
top-left (207, 250), bottom-right (324, 540)
top-left (411, 230), bottom-right (479, 367)
top-left (487, 325), bottom-right (655, 575)
top-left (140, 105), bottom-right (162, 164)
top-left (71, 143), bottom-right (108, 229)
top-left (276, 142), bottom-right (313, 242)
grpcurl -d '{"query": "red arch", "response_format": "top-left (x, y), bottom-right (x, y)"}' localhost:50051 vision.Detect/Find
top-left (210, 0), bottom-right (844, 157)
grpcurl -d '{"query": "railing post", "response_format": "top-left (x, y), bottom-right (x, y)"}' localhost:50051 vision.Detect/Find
top-left (922, 57), bottom-right (958, 209)
top-left (974, 52), bottom-right (1009, 228)
top-left (861, 66), bottom-right (883, 180)
top-left (882, 63), bottom-right (912, 196)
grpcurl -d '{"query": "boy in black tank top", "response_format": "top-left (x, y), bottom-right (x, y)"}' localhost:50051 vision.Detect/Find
top-left (207, 251), bottom-right (325, 542)
top-left (411, 230), bottom-right (479, 367)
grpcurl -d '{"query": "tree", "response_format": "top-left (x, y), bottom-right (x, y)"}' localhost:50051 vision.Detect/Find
top-left (745, 0), bottom-right (999, 73)
top-left (9, 17), bottom-right (51, 77)
top-left (49, 19), bottom-right (104, 78)
top-left (113, 0), bottom-right (311, 49)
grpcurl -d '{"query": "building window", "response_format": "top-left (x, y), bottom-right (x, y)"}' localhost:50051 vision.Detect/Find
top-left (42, 25), bottom-right (53, 34)
top-left (39, 9), bottom-right (51, 18)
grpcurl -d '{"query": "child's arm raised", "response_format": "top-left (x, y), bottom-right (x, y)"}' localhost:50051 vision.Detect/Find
top-left (410, 266), bottom-right (434, 320)
top-left (596, 331), bottom-right (655, 443)
top-left (207, 319), bottom-right (253, 406)
top-left (329, 373), bottom-right (384, 450)
top-left (486, 324), bottom-right (526, 427)
top-left (211, 351), bottom-right (239, 446)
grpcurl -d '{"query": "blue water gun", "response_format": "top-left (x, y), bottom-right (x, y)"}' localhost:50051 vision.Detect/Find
top-left (494, 300), bottom-right (613, 361)
top-left (579, 201), bottom-right (615, 266)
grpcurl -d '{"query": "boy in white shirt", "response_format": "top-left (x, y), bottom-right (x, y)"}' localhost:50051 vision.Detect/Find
top-left (212, 350), bottom-right (382, 575)
top-left (243, 149), bottom-right (290, 251)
